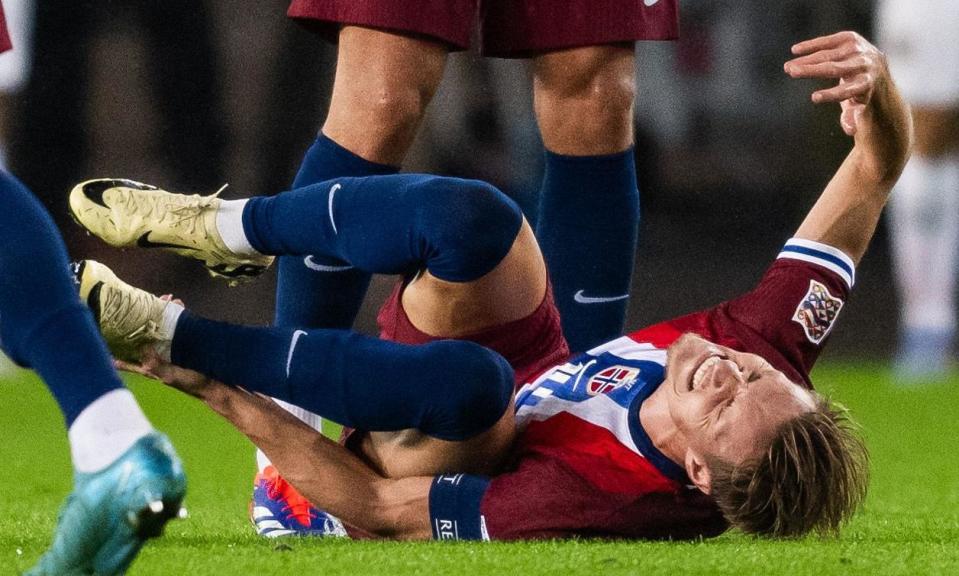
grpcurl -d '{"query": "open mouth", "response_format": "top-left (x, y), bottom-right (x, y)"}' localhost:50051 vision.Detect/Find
top-left (689, 355), bottom-right (723, 391)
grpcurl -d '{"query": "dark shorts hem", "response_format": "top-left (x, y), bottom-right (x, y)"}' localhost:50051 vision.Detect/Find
top-left (287, 0), bottom-right (679, 55)
top-left (287, 0), bottom-right (475, 49)
top-left (479, 0), bottom-right (679, 58)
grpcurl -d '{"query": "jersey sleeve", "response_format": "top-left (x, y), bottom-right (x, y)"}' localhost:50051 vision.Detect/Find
top-left (719, 238), bottom-right (855, 383)
top-left (479, 456), bottom-right (726, 541)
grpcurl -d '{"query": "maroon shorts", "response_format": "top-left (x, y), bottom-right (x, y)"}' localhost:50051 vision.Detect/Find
top-left (287, 0), bottom-right (679, 57)
top-left (376, 279), bottom-right (570, 387)
top-left (0, 1), bottom-right (11, 54)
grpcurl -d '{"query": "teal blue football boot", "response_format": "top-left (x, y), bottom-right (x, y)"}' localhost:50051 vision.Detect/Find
top-left (26, 432), bottom-right (187, 575)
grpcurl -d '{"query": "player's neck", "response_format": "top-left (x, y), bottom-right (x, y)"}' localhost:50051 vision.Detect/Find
top-left (638, 386), bottom-right (687, 468)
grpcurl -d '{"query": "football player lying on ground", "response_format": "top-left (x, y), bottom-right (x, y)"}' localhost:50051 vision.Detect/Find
top-left (71, 31), bottom-right (908, 540)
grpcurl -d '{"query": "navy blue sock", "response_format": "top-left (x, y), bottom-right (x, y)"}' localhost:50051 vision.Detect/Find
top-left (171, 312), bottom-right (514, 441)
top-left (243, 174), bottom-right (523, 282)
top-left (535, 148), bottom-right (639, 353)
top-left (0, 172), bottom-right (123, 425)
top-left (275, 135), bottom-right (398, 329)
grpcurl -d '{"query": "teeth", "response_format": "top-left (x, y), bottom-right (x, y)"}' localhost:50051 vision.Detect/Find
top-left (692, 356), bottom-right (721, 389)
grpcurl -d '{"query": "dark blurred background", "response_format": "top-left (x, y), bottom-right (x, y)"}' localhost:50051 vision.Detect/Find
top-left (1, 0), bottom-right (892, 358)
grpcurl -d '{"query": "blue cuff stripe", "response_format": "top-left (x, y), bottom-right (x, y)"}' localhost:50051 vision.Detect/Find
top-left (780, 245), bottom-right (854, 278)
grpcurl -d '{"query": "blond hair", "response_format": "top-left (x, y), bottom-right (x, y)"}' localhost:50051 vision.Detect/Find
top-left (709, 395), bottom-right (869, 537)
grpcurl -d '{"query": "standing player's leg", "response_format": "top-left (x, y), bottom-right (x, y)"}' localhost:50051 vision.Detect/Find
top-left (0, 172), bottom-right (185, 575)
top-left (887, 108), bottom-right (959, 380)
top-left (276, 26), bottom-right (448, 332)
top-left (480, 0), bottom-right (678, 353)
top-left (878, 0), bottom-right (959, 381)
top-left (267, 20), bottom-right (450, 528)
top-left (531, 45), bottom-right (639, 354)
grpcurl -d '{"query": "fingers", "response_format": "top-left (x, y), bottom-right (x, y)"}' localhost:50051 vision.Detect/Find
top-left (785, 44), bottom-right (856, 69)
top-left (791, 31), bottom-right (859, 56)
top-left (785, 55), bottom-right (869, 80)
top-left (811, 75), bottom-right (872, 104)
top-left (159, 294), bottom-right (185, 306)
top-left (784, 30), bottom-right (884, 112)
top-left (113, 358), bottom-right (159, 380)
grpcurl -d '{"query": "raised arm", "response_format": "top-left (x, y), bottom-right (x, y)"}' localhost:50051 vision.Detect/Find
top-left (786, 31), bottom-right (913, 265)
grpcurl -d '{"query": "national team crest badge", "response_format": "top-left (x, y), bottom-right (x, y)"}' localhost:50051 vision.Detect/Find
top-left (793, 280), bottom-right (844, 344)
top-left (587, 365), bottom-right (639, 395)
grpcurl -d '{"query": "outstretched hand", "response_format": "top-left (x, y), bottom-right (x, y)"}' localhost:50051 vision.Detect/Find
top-left (784, 31), bottom-right (889, 136)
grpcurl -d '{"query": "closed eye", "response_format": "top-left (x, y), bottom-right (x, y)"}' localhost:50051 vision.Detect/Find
top-left (718, 395), bottom-right (736, 416)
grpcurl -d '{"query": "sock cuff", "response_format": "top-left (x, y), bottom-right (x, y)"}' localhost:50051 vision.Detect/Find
top-left (68, 388), bottom-right (154, 473)
top-left (217, 198), bottom-right (256, 255)
top-left (315, 133), bottom-right (399, 176)
top-left (543, 146), bottom-right (635, 171)
top-left (241, 196), bottom-right (273, 255)
top-left (169, 310), bottom-right (198, 368)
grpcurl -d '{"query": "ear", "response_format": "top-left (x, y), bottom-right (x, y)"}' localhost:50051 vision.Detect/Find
top-left (685, 449), bottom-right (712, 494)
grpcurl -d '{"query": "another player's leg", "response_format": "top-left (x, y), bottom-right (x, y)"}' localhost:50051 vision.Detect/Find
top-left (877, 0), bottom-right (959, 381)
top-left (76, 260), bottom-right (516, 475)
top-left (277, 26), bottom-right (447, 331)
top-left (257, 27), bottom-right (448, 530)
top-left (0, 172), bottom-right (185, 575)
top-left (887, 107), bottom-right (959, 381)
top-left (532, 45), bottom-right (640, 353)
top-left (70, 174), bottom-right (523, 288)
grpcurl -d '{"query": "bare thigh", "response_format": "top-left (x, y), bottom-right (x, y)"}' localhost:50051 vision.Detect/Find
top-left (357, 398), bottom-right (517, 478)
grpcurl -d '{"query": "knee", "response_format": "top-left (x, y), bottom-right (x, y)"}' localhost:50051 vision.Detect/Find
top-left (426, 340), bottom-right (514, 439)
top-left (362, 84), bottom-right (434, 139)
top-left (420, 180), bottom-right (523, 281)
top-left (325, 60), bottom-right (443, 164)
top-left (534, 46), bottom-right (636, 153)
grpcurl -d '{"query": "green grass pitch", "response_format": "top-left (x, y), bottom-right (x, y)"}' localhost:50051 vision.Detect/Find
top-left (1, 363), bottom-right (957, 575)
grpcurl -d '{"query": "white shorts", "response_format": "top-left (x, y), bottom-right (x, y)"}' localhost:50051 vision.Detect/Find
top-left (876, 0), bottom-right (959, 107)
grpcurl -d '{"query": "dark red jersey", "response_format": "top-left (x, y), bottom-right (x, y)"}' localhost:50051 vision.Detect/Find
top-left (378, 237), bottom-right (854, 539)
top-left (480, 238), bottom-right (853, 539)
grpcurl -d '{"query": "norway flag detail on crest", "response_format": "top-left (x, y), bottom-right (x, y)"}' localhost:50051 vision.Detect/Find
top-left (793, 280), bottom-right (843, 344)
top-left (587, 366), bottom-right (640, 396)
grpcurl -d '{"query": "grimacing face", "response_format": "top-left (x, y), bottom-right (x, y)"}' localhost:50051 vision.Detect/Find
top-left (663, 333), bottom-right (817, 476)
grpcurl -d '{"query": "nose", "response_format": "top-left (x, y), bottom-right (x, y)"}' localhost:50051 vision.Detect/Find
top-left (706, 358), bottom-right (745, 396)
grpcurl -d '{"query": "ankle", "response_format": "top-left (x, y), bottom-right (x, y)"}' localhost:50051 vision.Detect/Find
top-left (215, 198), bottom-right (259, 255)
